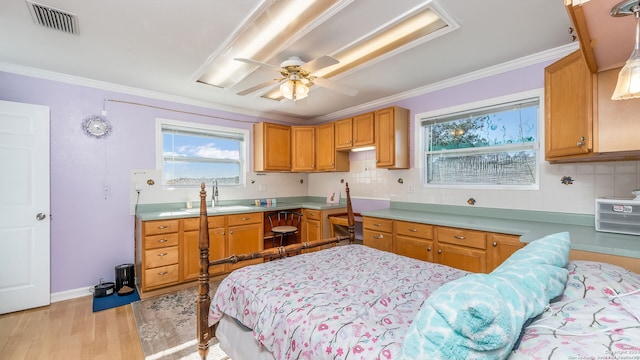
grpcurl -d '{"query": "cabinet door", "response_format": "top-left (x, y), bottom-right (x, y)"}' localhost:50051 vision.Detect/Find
top-left (436, 243), bottom-right (487, 273)
top-left (291, 126), bottom-right (316, 171)
top-left (488, 233), bottom-right (524, 271)
top-left (315, 122), bottom-right (348, 171)
top-left (375, 107), bottom-right (409, 169)
top-left (182, 228), bottom-right (226, 281)
top-left (228, 223), bottom-right (263, 270)
top-left (335, 118), bottom-right (353, 149)
top-left (352, 112), bottom-right (374, 147)
top-left (305, 218), bottom-right (321, 242)
top-left (395, 235), bottom-right (434, 262)
top-left (545, 50), bottom-right (593, 159)
top-left (254, 122), bottom-right (291, 171)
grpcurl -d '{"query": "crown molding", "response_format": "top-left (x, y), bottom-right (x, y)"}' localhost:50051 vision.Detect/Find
top-left (313, 42), bottom-right (580, 122)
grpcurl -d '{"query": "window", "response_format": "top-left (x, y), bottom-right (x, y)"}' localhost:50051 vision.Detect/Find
top-left (421, 93), bottom-right (540, 188)
top-left (157, 119), bottom-right (247, 187)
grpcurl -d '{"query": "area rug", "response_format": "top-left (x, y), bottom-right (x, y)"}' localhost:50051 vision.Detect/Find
top-left (132, 283), bottom-right (230, 360)
top-left (92, 288), bottom-right (141, 312)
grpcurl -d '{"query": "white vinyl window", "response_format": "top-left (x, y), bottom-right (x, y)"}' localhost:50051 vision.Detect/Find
top-left (421, 94), bottom-right (540, 188)
top-left (157, 119), bottom-right (247, 186)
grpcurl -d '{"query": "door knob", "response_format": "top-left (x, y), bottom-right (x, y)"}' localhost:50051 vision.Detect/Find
top-left (36, 213), bottom-right (47, 220)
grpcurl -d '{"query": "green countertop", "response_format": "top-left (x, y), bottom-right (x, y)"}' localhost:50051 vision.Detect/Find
top-left (361, 206), bottom-right (640, 259)
top-left (135, 197), bottom-right (347, 221)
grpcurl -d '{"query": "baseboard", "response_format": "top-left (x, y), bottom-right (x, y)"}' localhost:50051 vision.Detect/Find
top-left (51, 286), bottom-right (93, 303)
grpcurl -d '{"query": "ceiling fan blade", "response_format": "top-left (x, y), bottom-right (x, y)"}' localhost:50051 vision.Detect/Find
top-left (313, 77), bottom-right (358, 96)
top-left (303, 55), bottom-right (339, 73)
top-left (234, 58), bottom-right (281, 71)
top-left (236, 79), bottom-right (282, 96)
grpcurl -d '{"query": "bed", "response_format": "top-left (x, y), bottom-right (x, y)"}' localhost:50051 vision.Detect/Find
top-left (195, 183), bottom-right (640, 360)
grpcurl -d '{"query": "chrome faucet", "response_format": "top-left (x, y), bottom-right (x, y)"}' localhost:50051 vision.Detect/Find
top-left (212, 180), bottom-right (219, 206)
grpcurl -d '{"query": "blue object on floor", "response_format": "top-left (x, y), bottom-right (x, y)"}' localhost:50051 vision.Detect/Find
top-left (92, 288), bottom-right (141, 312)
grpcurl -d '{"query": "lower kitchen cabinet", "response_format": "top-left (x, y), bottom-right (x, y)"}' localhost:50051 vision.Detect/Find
top-left (301, 207), bottom-right (348, 252)
top-left (136, 211), bottom-right (263, 293)
top-left (362, 216), bottom-right (525, 273)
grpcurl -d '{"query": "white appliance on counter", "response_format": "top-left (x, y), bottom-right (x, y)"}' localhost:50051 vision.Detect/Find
top-left (595, 198), bottom-right (640, 236)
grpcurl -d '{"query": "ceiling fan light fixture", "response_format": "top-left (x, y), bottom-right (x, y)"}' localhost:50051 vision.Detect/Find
top-left (280, 79), bottom-right (309, 101)
top-left (611, 0), bottom-right (640, 100)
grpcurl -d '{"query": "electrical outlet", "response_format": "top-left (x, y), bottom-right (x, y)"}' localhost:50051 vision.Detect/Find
top-left (408, 184), bottom-right (414, 193)
top-left (258, 184), bottom-right (266, 192)
top-left (135, 184), bottom-right (143, 191)
top-left (103, 184), bottom-right (111, 198)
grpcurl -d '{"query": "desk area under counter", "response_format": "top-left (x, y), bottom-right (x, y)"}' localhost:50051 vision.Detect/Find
top-left (361, 204), bottom-right (640, 273)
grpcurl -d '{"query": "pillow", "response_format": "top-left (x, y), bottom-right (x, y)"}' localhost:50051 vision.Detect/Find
top-left (562, 260), bottom-right (640, 300)
top-left (400, 232), bottom-right (571, 360)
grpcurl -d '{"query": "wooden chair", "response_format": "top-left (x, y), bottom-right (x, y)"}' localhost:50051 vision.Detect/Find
top-left (267, 211), bottom-right (303, 247)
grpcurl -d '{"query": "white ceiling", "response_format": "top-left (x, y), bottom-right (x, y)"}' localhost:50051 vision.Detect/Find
top-left (0, 0), bottom-right (577, 122)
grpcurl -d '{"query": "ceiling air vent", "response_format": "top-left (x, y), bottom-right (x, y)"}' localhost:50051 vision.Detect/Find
top-left (26, 0), bottom-right (78, 34)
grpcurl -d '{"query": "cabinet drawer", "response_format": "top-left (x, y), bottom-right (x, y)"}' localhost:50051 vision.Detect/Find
top-left (436, 227), bottom-right (486, 249)
top-left (363, 217), bottom-right (393, 233)
top-left (183, 216), bottom-right (225, 231)
top-left (144, 264), bottom-right (179, 288)
top-left (305, 209), bottom-right (321, 221)
top-left (395, 221), bottom-right (433, 239)
top-left (144, 246), bottom-right (179, 268)
top-left (144, 219), bottom-right (179, 235)
top-left (228, 212), bottom-right (262, 226)
top-left (362, 229), bottom-right (393, 252)
top-left (144, 233), bottom-right (179, 250)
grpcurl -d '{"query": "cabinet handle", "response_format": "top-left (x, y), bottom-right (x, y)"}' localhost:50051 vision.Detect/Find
top-left (373, 234), bottom-right (385, 239)
top-left (157, 239), bottom-right (168, 243)
top-left (409, 228), bottom-right (418, 232)
top-left (229, 230), bottom-right (234, 235)
top-left (427, 247), bottom-right (431, 252)
top-left (492, 242), bottom-right (497, 247)
top-left (373, 223), bottom-right (382, 227)
top-left (437, 249), bottom-right (442, 254)
top-left (577, 136), bottom-right (588, 147)
top-left (157, 253), bottom-right (168, 257)
top-left (157, 225), bottom-right (169, 229)
top-left (158, 271), bottom-right (168, 275)
top-left (454, 235), bottom-right (466, 240)
top-left (242, 217), bottom-right (250, 221)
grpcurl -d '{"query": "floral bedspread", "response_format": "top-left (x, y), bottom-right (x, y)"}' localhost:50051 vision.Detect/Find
top-left (209, 244), bottom-right (467, 360)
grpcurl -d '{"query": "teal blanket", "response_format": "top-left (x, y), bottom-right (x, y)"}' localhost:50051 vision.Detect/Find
top-left (400, 232), bottom-right (571, 360)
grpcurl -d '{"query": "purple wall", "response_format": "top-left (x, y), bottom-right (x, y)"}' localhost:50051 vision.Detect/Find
top-left (0, 58), bottom-right (555, 294)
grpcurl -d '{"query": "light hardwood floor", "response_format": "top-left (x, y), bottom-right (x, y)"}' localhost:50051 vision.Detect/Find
top-left (0, 295), bottom-right (144, 359)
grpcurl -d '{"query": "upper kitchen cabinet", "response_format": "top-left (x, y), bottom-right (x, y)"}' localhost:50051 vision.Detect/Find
top-left (375, 106), bottom-right (410, 169)
top-left (253, 122), bottom-right (291, 171)
top-left (316, 122), bottom-right (349, 172)
top-left (544, 1), bottom-right (640, 163)
top-left (544, 50), bottom-right (594, 160)
top-left (291, 126), bottom-right (316, 172)
top-left (335, 112), bottom-right (375, 150)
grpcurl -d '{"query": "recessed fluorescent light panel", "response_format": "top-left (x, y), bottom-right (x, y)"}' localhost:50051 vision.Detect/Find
top-left (196, 0), bottom-right (344, 88)
top-left (262, 3), bottom-right (457, 100)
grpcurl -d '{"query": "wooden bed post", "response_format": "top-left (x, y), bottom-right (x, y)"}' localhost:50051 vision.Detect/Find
top-left (197, 182), bottom-right (212, 360)
top-left (345, 183), bottom-right (355, 245)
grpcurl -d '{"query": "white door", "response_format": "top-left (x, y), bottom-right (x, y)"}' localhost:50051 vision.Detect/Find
top-left (0, 100), bottom-right (50, 314)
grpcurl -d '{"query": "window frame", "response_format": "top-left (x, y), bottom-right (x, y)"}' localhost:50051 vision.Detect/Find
top-left (155, 118), bottom-right (248, 188)
top-left (415, 89), bottom-right (543, 190)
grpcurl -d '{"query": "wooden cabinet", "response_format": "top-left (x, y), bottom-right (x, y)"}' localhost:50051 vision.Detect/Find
top-left (375, 106), bottom-right (409, 169)
top-left (394, 221), bottom-right (434, 262)
top-left (435, 227), bottom-right (487, 273)
top-left (545, 50), bottom-right (594, 160)
top-left (228, 212), bottom-right (263, 271)
top-left (488, 233), bottom-right (525, 270)
top-left (182, 216), bottom-right (226, 281)
top-left (291, 126), bottom-right (315, 172)
top-left (335, 112), bottom-right (374, 150)
top-left (302, 209), bottom-right (322, 242)
top-left (316, 122), bottom-right (349, 171)
top-left (253, 122), bottom-right (291, 171)
top-left (136, 219), bottom-right (180, 291)
top-left (362, 216), bottom-right (525, 273)
top-left (362, 217), bottom-right (393, 252)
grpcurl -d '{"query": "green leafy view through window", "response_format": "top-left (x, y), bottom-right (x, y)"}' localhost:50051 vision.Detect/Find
top-left (160, 120), bottom-right (246, 186)
top-left (422, 97), bottom-right (539, 186)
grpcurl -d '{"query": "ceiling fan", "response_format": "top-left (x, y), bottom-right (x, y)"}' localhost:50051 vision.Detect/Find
top-left (234, 55), bottom-right (359, 101)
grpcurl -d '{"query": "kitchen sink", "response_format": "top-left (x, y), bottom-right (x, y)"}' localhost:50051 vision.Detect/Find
top-left (180, 205), bottom-right (254, 214)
